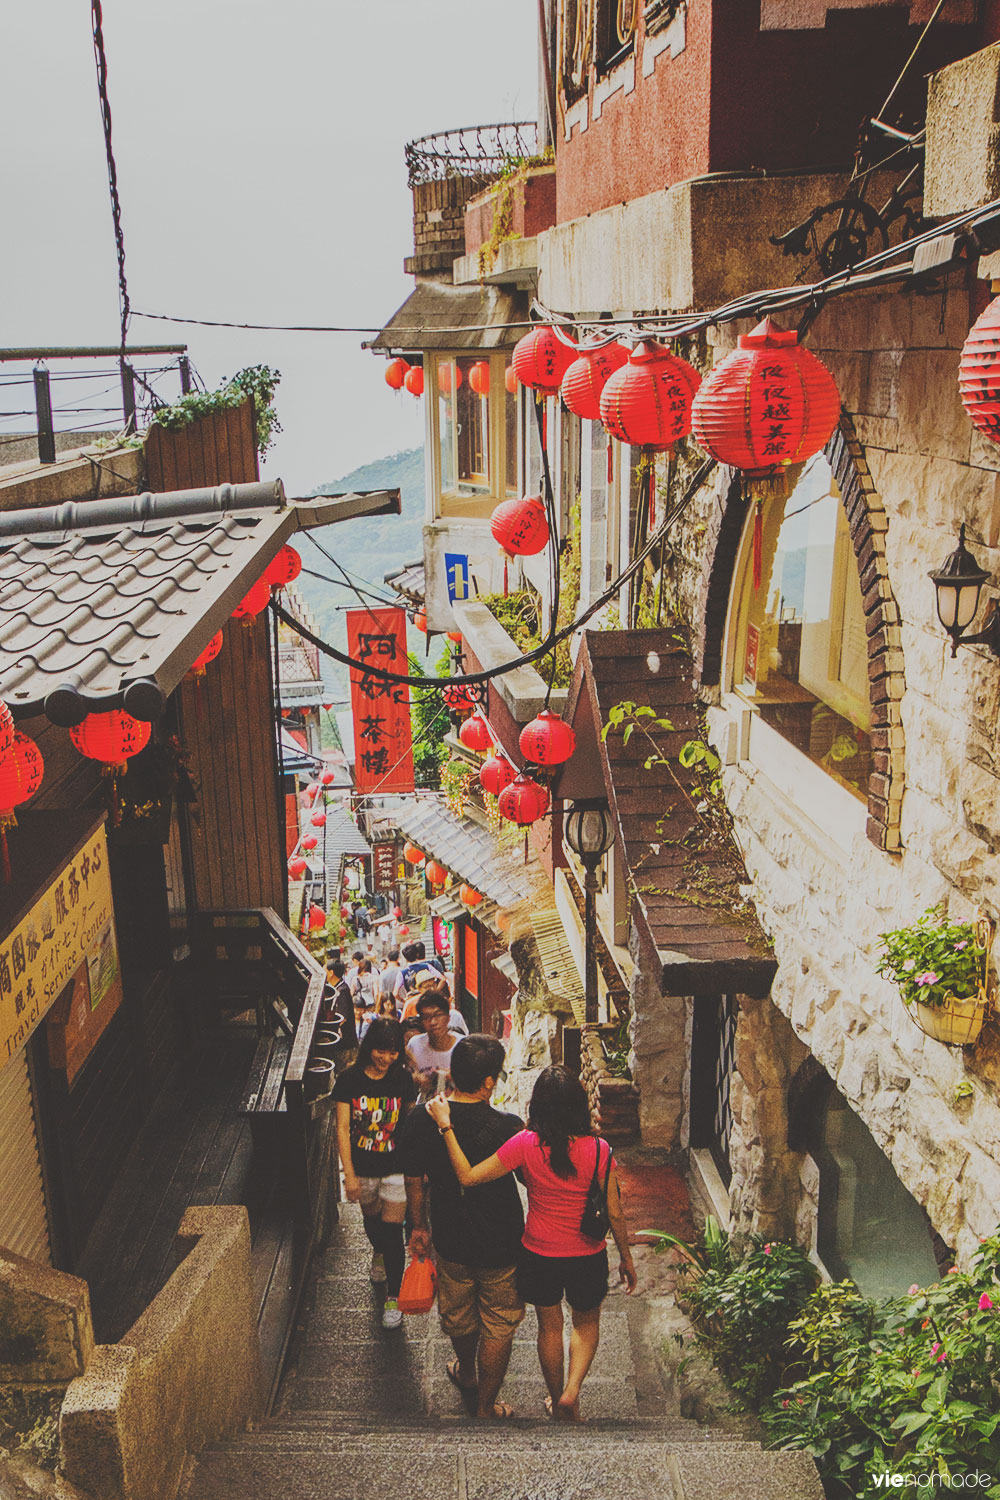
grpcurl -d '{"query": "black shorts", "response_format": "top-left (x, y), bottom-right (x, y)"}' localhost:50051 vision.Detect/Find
top-left (516, 1246), bottom-right (609, 1312)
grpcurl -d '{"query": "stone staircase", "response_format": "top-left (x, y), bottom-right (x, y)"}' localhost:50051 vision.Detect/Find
top-left (180, 1211), bottom-right (823, 1500)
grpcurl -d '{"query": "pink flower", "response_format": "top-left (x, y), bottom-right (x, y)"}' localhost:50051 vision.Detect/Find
top-left (931, 1342), bottom-right (939, 1354)
top-left (763, 1243), bottom-right (772, 1255)
top-left (915, 971), bottom-right (940, 987)
top-left (912, 1368), bottom-right (921, 1377)
top-left (937, 1350), bottom-right (947, 1363)
top-left (948, 1266), bottom-right (960, 1275)
top-left (978, 1292), bottom-right (994, 1310)
top-left (954, 940), bottom-right (968, 951)
top-left (908, 1284), bottom-right (919, 1295)
top-left (781, 1399), bottom-right (789, 1408)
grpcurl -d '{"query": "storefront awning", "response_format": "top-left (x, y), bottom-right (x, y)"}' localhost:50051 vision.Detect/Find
top-left (0, 482), bottom-right (399, 725)
top-left (367, 282), bottom-right (528, 356)
top-left (561, 629), bottom-right (777, 998)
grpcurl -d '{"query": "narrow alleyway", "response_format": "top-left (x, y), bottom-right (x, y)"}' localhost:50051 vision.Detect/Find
top-left (182, 1167), bottom-right (823, 1500)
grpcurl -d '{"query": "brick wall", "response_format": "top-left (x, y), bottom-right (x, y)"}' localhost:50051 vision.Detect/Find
top-left (404, 178), bottom-right (481, 278)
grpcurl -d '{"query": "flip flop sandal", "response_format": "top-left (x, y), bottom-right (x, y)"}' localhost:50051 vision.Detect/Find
top-left (491, 1400), bottom-right (515, 1419)
top-left (446, 1357), bottom-right (477, 1392)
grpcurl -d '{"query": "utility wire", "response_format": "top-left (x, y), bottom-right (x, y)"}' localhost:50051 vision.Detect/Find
top-left (90, 1), bottom-right (130, 365)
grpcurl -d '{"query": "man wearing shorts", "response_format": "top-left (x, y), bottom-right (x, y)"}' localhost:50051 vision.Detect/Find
top-left (400, 1035), bottom-right (525, 1418)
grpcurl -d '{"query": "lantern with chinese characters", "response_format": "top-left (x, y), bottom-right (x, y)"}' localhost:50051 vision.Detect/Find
top-left (425, 859), bottom-right (448, 887)
top-left (498, 773), bottom-right (550, 826)
top-left (301, 835), bottom-right (318, 851)
top-left (491, 495), bottom-right (549, 557)
top-left (288, 856), bottom-right (308, 880)
top-left (403, 843), bottom-right (425, 865)
top-left (600, 340), bottom-right (700, 451)
top-left (0, 700), bottom-right (13, 760)
top-left (188, 630), bottom-right (223, 679)
top-left (469, 360), bottom-right (490, 396)
top-left (480, 753), bottom-right (515, 797)
top-left (459, 715), bottom-right (492, 753)
top-left (459, 884), bottom-right (483, 907)
top-left (519, 709), bottom-right (576, 766)
top-left (265, 545), bottom-right (302, 588)
top-left (512, 326), bottom-right (576, 394)
top-left (404, 365), bottom-right (424, 397)
top-left (307, 903), bottom-right (327, 931)
top-left (561, 340), bottom-right (629, 421)
top-left (0, 731), bottom-right (44, 880)
top-left (385, 358), bottom-right (409, 390)
top-left (232, 576), bottom-right (271, 624)
top-left (310, 809), bottom-right (327, 828)
top-left (70, 710), bottom-right (151, 773)
top-left (504, 365), bottom-right (518, 395)
top-left (413, 610), bottom-right (427, 634)
top-left (442, 683), bottom-right (476, 713)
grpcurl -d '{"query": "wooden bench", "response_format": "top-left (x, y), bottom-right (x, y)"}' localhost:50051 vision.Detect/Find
top-left (238, 1032), bottom-right (291, 1153)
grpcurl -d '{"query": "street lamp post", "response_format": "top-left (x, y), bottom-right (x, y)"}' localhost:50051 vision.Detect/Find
top-left (563, 802), bottom-right (616, 1025)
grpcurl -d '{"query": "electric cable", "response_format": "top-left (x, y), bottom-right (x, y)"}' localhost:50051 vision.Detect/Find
top-left (90, 1), bottom-right (130, 363)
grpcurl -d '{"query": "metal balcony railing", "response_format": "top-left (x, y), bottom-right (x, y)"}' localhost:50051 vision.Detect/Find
top-left (405, 121), bottom-right (538, 189)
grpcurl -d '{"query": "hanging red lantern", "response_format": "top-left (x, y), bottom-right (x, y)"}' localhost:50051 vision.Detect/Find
top-left (600, 340), bottom-right (701, 451)
top-left (0, 701), bottom-right (13, 761)
top-left (561, 340), bottom-right (629, 421)
top-left (288, 856), bottom-right (308, 880)
top-left (413, 610), bottom-right (427, 633)
top-left (425, 859), bottom-right (448, 887)
top-left (70, 710), bottom-right (151, 773)
top-left (385, 358), bottom-right (409, 390)
top-left (447, 629), bottom-right (463, 644)
top-left (691, 318), bottom-right (841, 480)
top-left (511, 326), bottom-right (576, 394)
top-left (310, 810), bottom-right (327, 827)
top-left (265, 545), bottom-right (302, 588)
top-left (498, 773), bottom-right (550, 826)
top-left (442, 683), bottom-right (476, 712)
top-left (403, 843), bottom-right (425, 865)
top-left (404, 365), bottom-right (424, 397)
top-left (469, 360), bottom-right (490, 396)
top-left (188, 631), bottom-right (223, 679)
top-left (393, 906), bottom-right (402, 919)
top-left (0, 732), bottom-right (44, 881)
top-left (959, 294), bottom-right (1000, 444)
top-left (301, 835), bottom-right (318, 851)
top-left (232, 576), bottom-right (271, 622)
top-left (305, 781), bottom-right (321, 801)
top-left (459, 715), bottom-right (492, 753)
top-left (437, 363), bottom-right (463, 394)
top-left (322, 702), bottom-right (334, 711)
top-left (320, 769), bottom-right (336, 785)
top-left (397, 923), bottom-right (410, 936)
top-left (459, 884), bottom-right (483, 907)
top-left (519, 709), bottom-right (576, 766)
top-left (480, 753), bottom-right (515, 797)
top-left (307, 903), bottom-right (327, 931)
top-left (490, 496), bottom-right (549, 557)
top-left (504, 365), bottom-right (519, 395)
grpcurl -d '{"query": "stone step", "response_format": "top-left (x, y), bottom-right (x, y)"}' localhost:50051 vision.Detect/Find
top-left (251, 1416), bottom-right (747, 1445)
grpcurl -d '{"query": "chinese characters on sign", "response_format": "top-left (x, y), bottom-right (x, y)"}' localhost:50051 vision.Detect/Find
top-left (373, 841), bottom-right (397, 893)
top-left (1, 826), bottom-right (121, 1075)
top-left (346, 607), bottom-right (415, 795)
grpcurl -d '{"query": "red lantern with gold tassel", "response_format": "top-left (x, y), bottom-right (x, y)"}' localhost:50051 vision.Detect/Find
top-left (691, 317), bottom-right (841, 590)
top-left (385, 358), bottom-right (409, 390)
top-left (519, 710), bottom-right (576, 766)
top-left (0, 731), bottom-right (44, 880)
top-left (188, 630), bottom-right (223, 679)
top-left (512, 326), bottom-right (576, 394)
top-left (561, 340), bottom-right (629, 421)
top-left (469, 360), bottom-right (490, 396)
top-left (498, 773), bottom-right (550, 827)
top-left (480, 753), bottom-right (515, 797)
top-left (600, 340), bottom-right (701, 530)
top-left (70, 709), bottom-right (151, 825)
top-left (404, 365), bottom-right (424, 397)
top-left (490, 494), bottom-right (550, 593)
top-left (265, 545), bottom-right (302, 588)
top-left (458, 715), bottom-right (492, 753)
top-left (425, 859), bottom-right (448, 887)
top-left (232, 576), bottom-right (271, 624)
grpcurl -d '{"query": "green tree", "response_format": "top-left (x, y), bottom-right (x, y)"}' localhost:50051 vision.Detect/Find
top-left (409, 647), bottom-right (450, 789)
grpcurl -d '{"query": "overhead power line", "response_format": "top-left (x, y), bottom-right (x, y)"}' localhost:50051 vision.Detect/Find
top-left (90, 1), bottom-right (130, 362)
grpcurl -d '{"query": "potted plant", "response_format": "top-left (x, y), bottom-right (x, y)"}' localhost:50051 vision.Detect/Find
top-left (876, 905), bottom-right (996, 1046)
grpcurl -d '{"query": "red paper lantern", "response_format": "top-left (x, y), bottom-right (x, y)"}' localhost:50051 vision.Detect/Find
top-left (0, 701), bottom-right (13, 761)
top-left (385, 358), bottom-right (409, 390)
top-left (959, 294), bottom-right (1000, 443)
top-left (305, 781), bottom-right (321, 800)
top-left (459, 884), bottom-right (483, 906)
top-left (70, 710), bottom-right (151, 772)
top-left (322, 702), bottom-right (334, 711)
top-left (519, 709), bottom-right (576, 766)
top-left (0, 732), bottom-right (44, 820)
top-left (600, 340), bottom-right (701, 451)
top-left (397, 923), bottom-right (409, 936)
top-left (404, 365), bottom-right (424, 397)
top-left (307, 903), bottom-right (327, 931)
top-left (189, 630), bottom-right (223, 679)
top-left (442, 684), bottom-right (476, 712)
top-left (424, 860), bottom-right (448, 887)
top-left (265, 545), bottom-right (302, 588)
top-left (413, 610), bottom-right (427, 633)
top-left (691, 318), bottom-right (840, 477)
top-left (403, 843), bottom-right (425, 865)
top-left (561, 340), bottom-right (629, 421)
top-left (498, 773), bottom-right (550, 826)
top-left (511, 326), bottom-right (576, 394)
top-left (459, 715), bottom-right (492, 753)
top-left (469, 360), bottom-right (490, 396)
top-left (437, 363), bottom-right (463, 394)
top-left (447, 629), bottom-right (463, 643)
top-left (393, 906), bottom-right (402, 919)
top-left (288, 856), bottom-right (308, 880)
top-left (232, 576), bottom-right (271, 622)
top-left (310, 810), bottom-right (327, 827)
top-left (490, 495), bottom-right (549, 557)
top-left (480, 753), bottom-right (515, 796)
top-left (320, 769), bottom-right (336, 785)
top-left (301, 835), bottom-right (318, 851)
top-left (504, 365), bottom-right (518, 395)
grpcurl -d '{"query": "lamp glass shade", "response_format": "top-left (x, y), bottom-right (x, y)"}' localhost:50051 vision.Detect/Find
top-left (564, 804), bottom-right (615, 866)
top-left (929, 525), bottom-right (991, 637)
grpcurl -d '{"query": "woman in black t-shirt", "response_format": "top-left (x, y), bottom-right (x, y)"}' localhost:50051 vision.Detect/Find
top-left (332, 1017), bottom-right (415, 1329)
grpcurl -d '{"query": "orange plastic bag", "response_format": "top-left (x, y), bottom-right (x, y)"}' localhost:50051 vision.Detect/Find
top-left (397, 1254), bottom-right (437, 1314)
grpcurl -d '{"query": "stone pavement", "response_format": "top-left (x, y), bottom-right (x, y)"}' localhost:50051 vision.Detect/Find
top-left (182, 1201), bottom-right (823, 1500)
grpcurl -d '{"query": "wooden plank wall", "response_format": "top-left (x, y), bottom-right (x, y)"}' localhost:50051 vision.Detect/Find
top-left (144, 400), bottom-right (259, 491)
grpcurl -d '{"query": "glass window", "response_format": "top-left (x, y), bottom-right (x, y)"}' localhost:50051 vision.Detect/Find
top-left (438, 356), bottom-right (490, 496)
top-left (731, 455), bottom-right (871, 800)
top-left (505, 364), bottom-right (518, 495)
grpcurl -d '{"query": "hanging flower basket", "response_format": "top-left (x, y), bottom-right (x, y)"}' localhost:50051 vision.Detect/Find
top-left (877, 906), bottom-right (996, 1048)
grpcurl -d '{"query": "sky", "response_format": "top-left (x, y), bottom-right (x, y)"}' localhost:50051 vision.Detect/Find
top-left (2, 1), bottom-right (538, 492)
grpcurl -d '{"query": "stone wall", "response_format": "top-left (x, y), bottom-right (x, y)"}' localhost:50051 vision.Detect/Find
top-left (660, 271), bottom-right (1000, 1265)
top-left (404, 178), bottom-right (480, 279)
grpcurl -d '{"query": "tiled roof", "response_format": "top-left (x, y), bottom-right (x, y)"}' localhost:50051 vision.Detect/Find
top-left (391, 797), bottom-right (527, 908)
top-left (568, 629), bottom-right (776, 998)
top-left (368, 282), bottom-right (527, 354)
top-left (384, 561), bottom-right (425, 604)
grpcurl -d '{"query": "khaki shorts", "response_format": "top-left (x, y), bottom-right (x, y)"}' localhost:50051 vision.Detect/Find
top-left (436, 1257), bottom-right (525, 1343)
top-left (357, 1173), bottom-right (407, 1211)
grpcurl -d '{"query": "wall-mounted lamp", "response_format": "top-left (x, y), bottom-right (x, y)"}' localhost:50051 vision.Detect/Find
top-left (929, 524), bottom-right (1000, 657)
top-left (563, 801), bottom-right (616, 1026)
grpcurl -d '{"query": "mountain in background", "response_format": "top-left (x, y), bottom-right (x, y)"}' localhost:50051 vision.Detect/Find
top-left (293, 447), bottom-right (426, 700)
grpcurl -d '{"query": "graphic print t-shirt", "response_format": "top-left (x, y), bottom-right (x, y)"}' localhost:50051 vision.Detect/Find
top-left (332, 1062), bottom-right (416, 1178)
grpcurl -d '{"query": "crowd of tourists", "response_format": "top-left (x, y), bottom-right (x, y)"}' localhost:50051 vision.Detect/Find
top-left (330, 946), bottom-right (638, 1421)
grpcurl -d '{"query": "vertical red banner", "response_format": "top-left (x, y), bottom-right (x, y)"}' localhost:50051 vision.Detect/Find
top-left (346, 607), bottom-right (414, 794)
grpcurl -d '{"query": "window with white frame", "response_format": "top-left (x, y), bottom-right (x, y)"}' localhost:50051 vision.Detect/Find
top-left (430, 352), bottom-right (517, 518)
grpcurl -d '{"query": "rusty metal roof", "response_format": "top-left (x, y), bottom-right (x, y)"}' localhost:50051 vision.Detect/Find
top-left (390, 797), bottom-right (527, 908)
top-left (568, 629), bottom-right (776, 998)
top-left (0, 482), bottom-right (401, 726)
top-left (367, 282), bottom-right (527, 355)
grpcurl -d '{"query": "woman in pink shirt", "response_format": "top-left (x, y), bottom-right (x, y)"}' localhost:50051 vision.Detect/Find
top-left (428, 1065), bottom-right (636, 1421)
